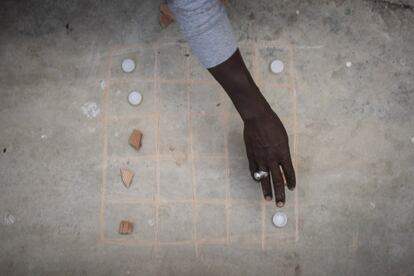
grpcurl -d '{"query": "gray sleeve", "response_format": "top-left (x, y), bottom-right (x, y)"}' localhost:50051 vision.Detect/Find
top-left (167, 0), bottom-right (237, 69)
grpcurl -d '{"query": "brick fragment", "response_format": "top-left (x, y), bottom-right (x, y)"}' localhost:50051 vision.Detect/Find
top-left (159, 4), bottom-right (175, 28)
top-left (118, 220), bottom-right (134, 235)
top-left (120, 168), bottom-right (134, 188)
top-left (129, 129), bottom-right (142, 151)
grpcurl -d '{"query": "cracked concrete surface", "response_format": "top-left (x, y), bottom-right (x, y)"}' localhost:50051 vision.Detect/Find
top-left (0, 0), bottom-right (413, 275)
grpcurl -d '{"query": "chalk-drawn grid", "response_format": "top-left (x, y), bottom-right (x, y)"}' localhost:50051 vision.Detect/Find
top-left (100, 41), bottom-right (299, 255)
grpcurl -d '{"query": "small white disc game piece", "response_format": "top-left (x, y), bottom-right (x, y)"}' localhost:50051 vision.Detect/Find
top-left (128, 91), bottom-right (142, 106)
top-left (121, 58), bottom-right (135, 73)
top-left (272, 212), bottom-right (287, 228)
top-left (270, 59), bottom-right (284, 74)
top-left (346, 61), bottom-right (352, 68)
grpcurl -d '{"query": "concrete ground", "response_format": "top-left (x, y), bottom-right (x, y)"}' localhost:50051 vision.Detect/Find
top-left (1, 0), bottom-right (413, 275)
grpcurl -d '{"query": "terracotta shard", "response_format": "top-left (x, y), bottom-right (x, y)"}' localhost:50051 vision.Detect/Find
top-left (129, 129), bottom-right (142, 151)
top-left (120, 168), bottom-right (134, 188)
top-left (159, 3), bottom-right (175, 28)
top-left (160, 13), bottom-right (175, 28)
top-left (160, 3), bottom-right (175, 19)
top-left (118, 220), bottom-right (134, 235)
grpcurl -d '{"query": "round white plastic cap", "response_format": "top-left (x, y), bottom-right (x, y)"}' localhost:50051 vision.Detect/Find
top-left (122, 59), bottom-right (136, 73)
top-left (128, 91), bottom-right (142, 106)
top-left (272, 212), bottom-right (287, 228)
top-left (270, 59), bottom-right (284, 74)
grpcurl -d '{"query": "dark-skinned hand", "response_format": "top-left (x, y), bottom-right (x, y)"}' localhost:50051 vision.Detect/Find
top-left (208, 49), bottom-right (296, 207)
top-left (244, 111), bottom-right (296, 207)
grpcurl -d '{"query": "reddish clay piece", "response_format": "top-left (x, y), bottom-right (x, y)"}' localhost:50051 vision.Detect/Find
top-left (129, 129), bottom-right (142, 151)
top-left (159, 3), bottom-right (175, 28)
top-left (118, 220), bottom-right (134, 235)
top-left (120, 168), bottom-right (134, 188)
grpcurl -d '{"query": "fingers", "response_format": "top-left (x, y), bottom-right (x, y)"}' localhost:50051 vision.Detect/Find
top-left (248, 157), bottom-right (272, 201)
top-left (270, 163), bottom-right (285, 208)
top-left (256, 161), bottom-right (272, 201)
top-left (260, 178), bottom-right (273, 201)
top-left (260, 171), bottom-right (273, 201)
top-left (281, 157), bottom-right (296, 191)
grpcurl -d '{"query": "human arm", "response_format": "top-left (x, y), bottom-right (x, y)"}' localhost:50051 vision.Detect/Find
top-left (168, 0), bottom-right (296, 207)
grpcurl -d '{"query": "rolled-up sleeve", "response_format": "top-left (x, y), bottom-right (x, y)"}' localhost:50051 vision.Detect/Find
top-left (167, 0), bottom-right (237, 68)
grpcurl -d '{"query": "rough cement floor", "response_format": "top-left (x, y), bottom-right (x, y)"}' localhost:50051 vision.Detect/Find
top-left (0, 0), bottom-right (413, 275)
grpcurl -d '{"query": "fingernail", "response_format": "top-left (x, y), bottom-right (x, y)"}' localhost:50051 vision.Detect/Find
top-left (265, 195), bottom-right (272, 201)
top-left (277, 201), bottom-right (284, 208)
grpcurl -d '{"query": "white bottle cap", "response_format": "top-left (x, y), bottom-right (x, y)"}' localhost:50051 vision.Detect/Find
top-left (270, 59), bottom-right (284, 74)
top-left (128, 91), bottom-right (142, 106)
top-left (121, 58), bottom-right (136, 73)
top-left (272, 212), bottom-right (287, 228)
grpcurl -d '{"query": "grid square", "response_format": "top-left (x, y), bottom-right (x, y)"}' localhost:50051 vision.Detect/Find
top-left (194, 157), bottom-right (227, 200)
top-left (107, 116), bottom-right (156, 157)
top-left (258, 47), bottom-right (289, 85)
top-left (191, 114), bottom-right (225, 157)
top-left (111, 45), bottom-right (155, 80)
top-left (158, 43), bottom-right (187, 80)
top-left (190, 82), bottom-right (226, 114)
top-left (159, 114), bottom-right (189, 156)
top-left (158, 203), bottom-right (193, 242)
top-left (228, 157), bottom-right (261, 201)
top-left (265, 203), bottom-right (296, 247)
top-left (106, 158), bottom-right (155, 201)
top-left (159, 159), bottom-right (192, 201)
top-left (264, 203), bottom-right (297, 249)
top-left (108, 80), bottom-right (155, 117)
top-left (196, 203), bottom-right (226, 241)
top-left (159, 82), bottom-right (188, 115)
top-left (104, 202), bottom-right (156, 241)
top-left (229, 203), bottom-right (262, 244)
